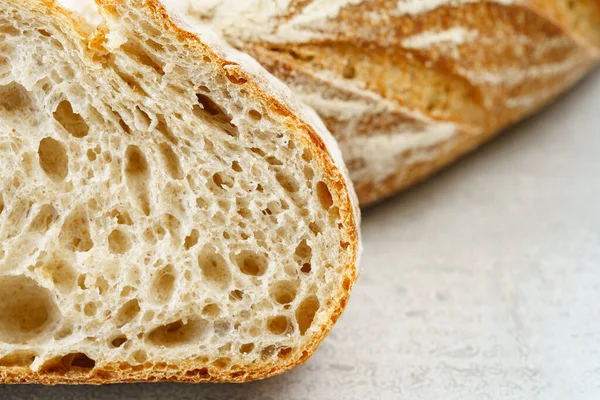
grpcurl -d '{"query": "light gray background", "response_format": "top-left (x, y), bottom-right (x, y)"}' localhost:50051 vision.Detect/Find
top-left (3, 70), bottom-right (600, 400)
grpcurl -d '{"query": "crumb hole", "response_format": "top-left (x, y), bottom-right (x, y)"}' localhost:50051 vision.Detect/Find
top-left (40, 258), bottom-right (75, 294)
top-left (212, 172), bottom-right (234, 190)
top-left (147, 318), bottom-right (208, 347)
top-left (240, 343), bottom-right (255, 354)
top-left (0, 351), bottom-right (36, 367)
top-left (38, 137), bottom-right (68, 182)
top-left (184, 229), bottom-right (200, 250)
top-left (296, 295), bottom-right (320, 335)
top-left (0, 276), bottom-right (59, 344)
top-left (151, 265), bottom-right (175, 303)
top-left (270, 281), bottom-right (298, 305)
top-left (124, 145), bottom-right (151, 216)
top-left (202, 303), bottom-right (221, 318)
top-left (110, 209), bottom-right (133, 225)
top-left (316, 181), bottom-right (334, 209)
top-left (53, 100), bottom-right (89, 138)
top-left (248, 109), bottom-right (262, 121)
top-left (295, 239), bottom-right (312, 260)
top-left (114, 299), bottom-right (140, 328)
top-left (111, 336), bottom-right (127, 348)
top-left (108, 229), bottom-right (131, 254)
top-left (29, 204), bottom-right (59, 233)
top-left (42, 353), bottom-right (95, 373)
top-left (267, 316), bottom-right (289, 335)
top-left (235, 250), bottom-right (268, 276)
top-left (159, 143), bottom-right (183, 179)
top-left (198, 245), bottom-right (232, 290)
top-left (276, 172), bottom-right (299, 193)
top-left (232, 161), bottom-right (242, 172)
top-left (59, 207), bottom-right (93, 252)
top-left (301, 263), bottom-right (312, 274)
top-left (278, 347), bottom-right (293, 359)
top-left (229, 289), bottom-right (244, 301)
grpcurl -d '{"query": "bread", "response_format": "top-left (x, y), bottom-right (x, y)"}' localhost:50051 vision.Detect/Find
top-left (0, 0), bottom-right (360, 384)
top-left (175, 0), bottom-right (600, 205)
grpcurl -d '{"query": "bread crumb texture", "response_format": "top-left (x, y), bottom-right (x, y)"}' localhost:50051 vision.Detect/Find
top-left (0, 0), bottom-right (358, 383)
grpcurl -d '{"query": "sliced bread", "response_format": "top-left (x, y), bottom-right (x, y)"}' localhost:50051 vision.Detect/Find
top-left (0, 0), bottom-right (360, 384)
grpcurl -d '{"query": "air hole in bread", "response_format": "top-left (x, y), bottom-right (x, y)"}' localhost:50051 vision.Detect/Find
top-left (0, 24), bottom-right (19, 36)
top-left (40, 257), bottom-right (75, 294)
top-left (53, 100), bottom-right (89, 138)
top-left (133, 106), bottom-right (152, 131)
top-left (342, 61), bottom-right (356, 79)
top-left (0, 275), bottom-right (59, 344)
top-left (225, 71), bottom-right (247, 84)
top-left (151, 264), bottom-right (175, 303)
top-left (249, 147), bottom-right (266, 157)
top-left (296, 295), bottom-right (320, 336)
top-left (0, 193), bottom-right (3, 215)
top-left (195, 93), bottom-right (227, 118)
top-left (266, 156), bottom-right (283, 166)
top-left (295, 239), bottom-right (312, 261)
top-left (29, 204), bottom-right (59, 233)
top-left (0, 351), bottom-right (36, 367)
top-left (261, 345), bottom-right (276, 359)
top-left (38, 137), bottom-right (68, 182)
top-left (202, 303), bottom-right (221, 319)
top-left (229, 289), bottom-right (244, 301)
top-left (108, 229), bottom-right (131, 255)
top-left (309, 222), bottom-right (322, 235)
top-left (0, 82), bottom-right (32, 112)
top-left (114, 67), bottom-right (148, 97)
top-left (235, 250), bottom-right (267, 276)
top-left (198, 245), bottom-right (232, 290)
top-left (212, 172), bottom-right (234, 190)
top-left (41, 353), bottom-right (96, 373)
top-left (214, 320), bottom-right (232, 338)
top-left (147, 318), bottom-right (209, 347)
top-left (275, 347), bottom-right (291, 360)
top-left (164, 214), bottom-right (181, 239)
top-left (124, 145), bottom-right (151, 216)
top-left (316, 181), bottom-right (334, 210)
top-left (159, 142), bottom-right (183, 180)
top-left (122, 39), bottom-right (164, 75)
top-left (276, 172), bottom-right (299, 193)
top-left (239, 343), bottom-right (255, 354)
top-left (95, 276), bottom-right (109, 294)
top-left (86, 149), bottom-right (96, 162)
top-left (131, 349), bottom-right (147, 364)
top-left (248, 109), bottom-right (262, 122)
top-left (110, 209), bottom-right (133, 225)
top-left (59, 207), bottom-right (94, 252)
top-left (111, 335), bottom-right (128, 348)
top-left (184, 229), bottom-right (200, 250)
top-left (156, 116), bottom-right (179, 144)
top-left (114, 299), bottom-right (141, 328)
top-left (231, 161), bottom-right (242, 172)
top-left (267, 316), bottom-right (289, 335)
top-left (83, 302), bottom-right (97, 317)
top-left (301, 263), bottom-right (312, 274)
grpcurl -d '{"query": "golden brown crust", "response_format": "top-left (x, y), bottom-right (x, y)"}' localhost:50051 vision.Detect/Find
top-left (0, 0), bottom-right (359, 384)
top-left (192, 0), bottom-right (600, 205)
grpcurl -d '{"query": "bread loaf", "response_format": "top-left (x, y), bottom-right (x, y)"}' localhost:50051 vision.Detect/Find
top-left (0, 0), bottom-right (360, 384)
top-left (180, 0), bottom-right (600, 205)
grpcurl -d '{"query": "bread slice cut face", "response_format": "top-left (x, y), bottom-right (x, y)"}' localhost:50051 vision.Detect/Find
top-left (0, 0), bottom-right (359, 384)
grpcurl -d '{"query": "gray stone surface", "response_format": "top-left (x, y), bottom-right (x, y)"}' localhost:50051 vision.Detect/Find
top-left (3, 70), bottom-right (600, 400)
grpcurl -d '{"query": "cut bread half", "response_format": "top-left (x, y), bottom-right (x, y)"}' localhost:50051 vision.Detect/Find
top-left (0, 0), bottom-right (360, 384)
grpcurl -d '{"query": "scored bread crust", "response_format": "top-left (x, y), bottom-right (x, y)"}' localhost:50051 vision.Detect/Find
top-left (183, 0), bottom-right (600, 205)
top-left (0, 0), bottom-right (360, 384)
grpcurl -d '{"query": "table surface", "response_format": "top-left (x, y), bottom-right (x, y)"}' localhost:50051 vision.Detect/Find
top-left (3, 70), bottom-right (600, 400)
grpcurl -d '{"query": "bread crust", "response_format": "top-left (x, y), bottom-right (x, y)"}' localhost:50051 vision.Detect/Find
top-left (187, 0), bottom-right (600, 206)
top-left (0, 0), bottom-right (360, 384)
